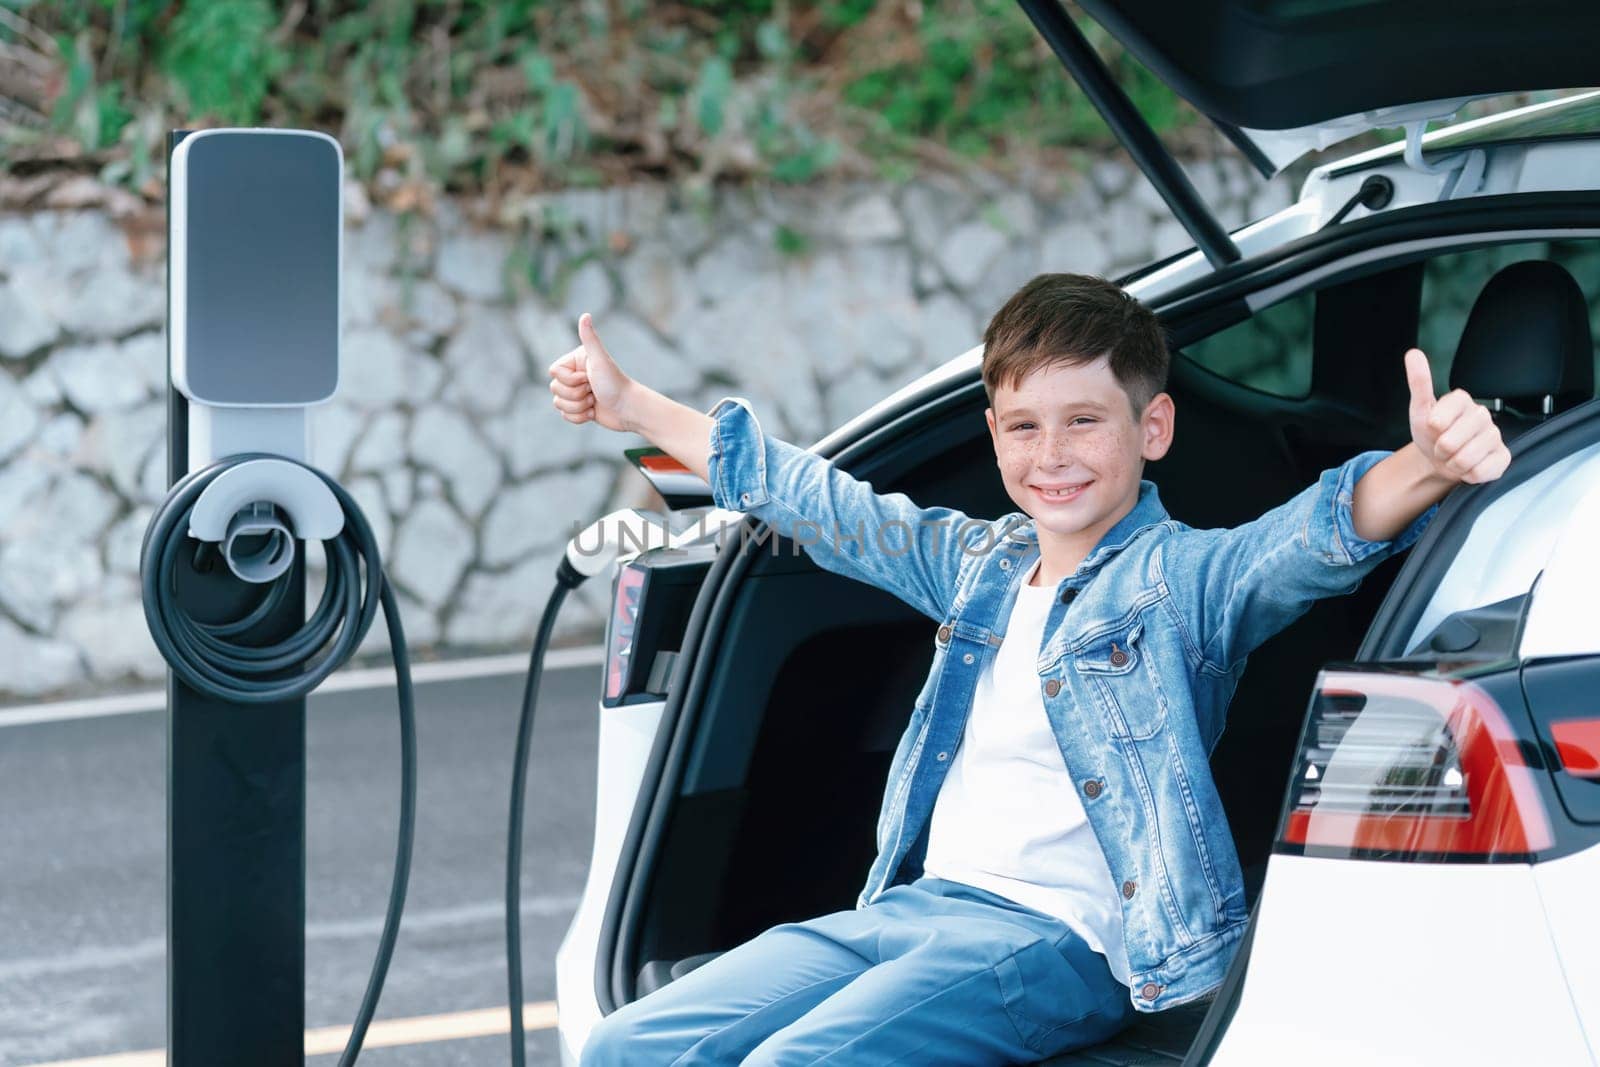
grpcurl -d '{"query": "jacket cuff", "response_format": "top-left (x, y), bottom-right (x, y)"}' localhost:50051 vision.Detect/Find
top-left (706, 396), bottom-right (770, 511)
top-left (1329, 449), bottom-right (1442, 565)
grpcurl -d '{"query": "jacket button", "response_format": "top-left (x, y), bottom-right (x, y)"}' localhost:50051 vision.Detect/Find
top-left (936, 751), bottom-right (949, 761)
top-left (1083, 779), bottom-right (1102, 799)
top-left (1043, 678), bottom-right (1061, 697)
top-left (1060, 588), bottom-right (1077, 605)
top-left (1122, 880), bottom-right (1137, 899)
top-left (1109, 646), bottom-right (1129, 667)
top-left (1140, 982), bottom-right (1161, 1001)
top-left (937, 625), bottom-right (951, 644)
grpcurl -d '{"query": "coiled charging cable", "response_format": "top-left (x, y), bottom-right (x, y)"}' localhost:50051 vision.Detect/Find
top-left (140, 451), bottom-right (415, 1067)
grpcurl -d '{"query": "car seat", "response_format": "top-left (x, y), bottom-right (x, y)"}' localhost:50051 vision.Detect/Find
top-left (1449, 260), bottom-right (1595, 440)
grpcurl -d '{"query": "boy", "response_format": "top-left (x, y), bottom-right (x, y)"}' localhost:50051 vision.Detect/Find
top-left (547, 273), bottom-right (1509, 1065)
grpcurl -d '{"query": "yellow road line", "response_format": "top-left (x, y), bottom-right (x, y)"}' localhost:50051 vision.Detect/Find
top-left (28, 1001), bottom-right (559, 1066)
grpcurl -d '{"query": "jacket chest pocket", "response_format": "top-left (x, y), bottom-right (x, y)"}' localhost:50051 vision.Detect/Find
top-left (1073, 616), bottom-right (1168, 741)
top-left (935, 619), bottom-right (989, 667)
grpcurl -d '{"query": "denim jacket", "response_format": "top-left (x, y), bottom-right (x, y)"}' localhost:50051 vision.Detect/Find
top-left (704, 396), bottom-right (1440, 1012)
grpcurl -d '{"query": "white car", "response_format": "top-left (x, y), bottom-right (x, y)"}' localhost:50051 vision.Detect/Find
top-left (554, 4), bottom-right (1600, 1063)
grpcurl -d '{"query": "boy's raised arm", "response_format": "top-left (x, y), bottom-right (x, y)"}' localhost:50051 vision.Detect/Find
top-left (547, 314), bottom-right (983, 623)
top-left (620, 378), bottom-right (715, 486)
top-left (1166, 348), bottom-right (1509, 676)
top-left (548, 313), bottom-right (714, 481)
top-left (1349, 349), bottom-right (1510, 540)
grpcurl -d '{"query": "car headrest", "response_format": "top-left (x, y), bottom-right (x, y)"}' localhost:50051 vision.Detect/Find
top-left (1450, 261), bottom-right (1594, 421)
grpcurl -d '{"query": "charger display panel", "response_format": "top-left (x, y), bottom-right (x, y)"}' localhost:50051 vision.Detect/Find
top-left (172, 130), bottom-right (341, 406)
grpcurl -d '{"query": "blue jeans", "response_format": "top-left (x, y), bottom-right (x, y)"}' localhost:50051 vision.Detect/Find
top-left (579, 875), bottom-right (1136, 1066)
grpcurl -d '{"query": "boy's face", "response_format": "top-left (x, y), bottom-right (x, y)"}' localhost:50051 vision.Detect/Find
top-left (984, 354), bottom-right (1174, 569)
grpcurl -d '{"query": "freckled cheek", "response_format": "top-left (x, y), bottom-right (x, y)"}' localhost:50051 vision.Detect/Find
top-left (1081, 438), bottom-right (1123, 465)
top-left (1001, 443), bottom-right (1041, 483)
top-left (1077, 430), bottom-right (1130, 468)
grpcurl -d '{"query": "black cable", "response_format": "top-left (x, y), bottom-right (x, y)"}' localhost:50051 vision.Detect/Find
top-left (346, 577), bottom-right (415, 1064)
top-left (1323, 173), bottom-right (1395, 229)
top-left (507, 555), bottom-right (586, 1067)
top-left (140, 452), bottom-right (414, 1066)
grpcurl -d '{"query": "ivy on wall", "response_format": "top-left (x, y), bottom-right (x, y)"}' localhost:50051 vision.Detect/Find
top-left (0, 0), bottom-right (1200, 209)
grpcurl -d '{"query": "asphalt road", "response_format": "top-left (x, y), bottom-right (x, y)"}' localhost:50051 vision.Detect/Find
top-left (0, 662), bottom-right (604, 1066)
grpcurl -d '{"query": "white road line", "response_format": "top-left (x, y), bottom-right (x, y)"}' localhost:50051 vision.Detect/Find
top-left (0, 645), bottom-right (606, 729)
top-left (27, 1001), bottom-right (560, 1066)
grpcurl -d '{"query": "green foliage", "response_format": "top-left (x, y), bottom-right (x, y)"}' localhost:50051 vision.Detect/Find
top-left (475, 49), bottom-right (588, 186)
top-left (523, 54), bottom-right (587, 163)
top-left (163, 0), bottom-right (288, 124)
top-left (693, 56), bottom-right (734, 138)
top-left (840, 0), bottom-right (1184, 156)
top-left (27, 16), bottom-right (133, 153)
top-left (0, 0), bottom-right (1204, 199)
top-left (773, 223), bottom-right (810, 256)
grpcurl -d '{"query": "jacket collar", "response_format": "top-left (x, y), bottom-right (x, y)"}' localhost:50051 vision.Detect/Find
top-left (1001, 479), bottom-right (1169, 575)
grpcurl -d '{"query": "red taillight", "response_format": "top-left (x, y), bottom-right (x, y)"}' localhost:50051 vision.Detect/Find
top-left (604, 563), bottom-right (647, 702)
top-left (1550, 719), bottom-right (1600, 778)
top-left (638, 454), bottom-right (691, 474)
top-left (1279, 671), bottom-right (1553, 861)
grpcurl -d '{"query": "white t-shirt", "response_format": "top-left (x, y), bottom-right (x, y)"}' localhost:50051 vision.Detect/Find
top-left (921, 555), bottom-right (1132, 987)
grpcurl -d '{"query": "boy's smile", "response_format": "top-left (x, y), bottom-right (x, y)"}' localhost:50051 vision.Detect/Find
top-left (985, 355), bottom-right (1174, 585)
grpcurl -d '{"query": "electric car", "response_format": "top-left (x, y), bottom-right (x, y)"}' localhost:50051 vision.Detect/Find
top-left (554, 4), bottom-right (1600, 1063)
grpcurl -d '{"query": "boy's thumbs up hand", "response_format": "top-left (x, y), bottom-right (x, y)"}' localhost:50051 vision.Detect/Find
top-left (1405, 347), bottom-right (1510, 484)
top-left (548, 312), bottom-right (635, 433)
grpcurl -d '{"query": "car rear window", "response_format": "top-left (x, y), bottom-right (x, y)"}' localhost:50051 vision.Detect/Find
top-left (1428, 90), bottom-right (1600, 153)
top-left (1417, 238), bottom-right (1600, 391)
top-left (1180, 236), bottom-right (1600, 403)
top-left (1179, 293), bottom-right (1313, 399)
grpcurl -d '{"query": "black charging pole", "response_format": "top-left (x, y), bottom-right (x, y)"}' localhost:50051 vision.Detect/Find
top-left (165, 129), bottom-right (308, 1066)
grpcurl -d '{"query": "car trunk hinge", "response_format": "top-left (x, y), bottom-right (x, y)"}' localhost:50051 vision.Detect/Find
top-left (1016, 0), bottom-right (1242, 269)
top-left (1401, 119), bottom-right (1487, 200)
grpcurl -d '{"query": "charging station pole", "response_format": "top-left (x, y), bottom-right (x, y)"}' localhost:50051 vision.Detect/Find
top-left (164, 128), bottom-right (308, 1065)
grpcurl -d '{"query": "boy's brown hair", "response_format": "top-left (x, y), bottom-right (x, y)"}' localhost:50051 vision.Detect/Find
top-left (982, 273), bottom-right (1170, 420)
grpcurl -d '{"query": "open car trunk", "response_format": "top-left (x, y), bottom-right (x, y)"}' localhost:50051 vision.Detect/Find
top-left (614, 354), bottom-right (1418, 1065)
top-left (1012, 0), bottom-right (1600, 269)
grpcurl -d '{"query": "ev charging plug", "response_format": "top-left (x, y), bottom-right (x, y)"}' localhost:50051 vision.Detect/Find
top-left (559, 506), bottom-right (676, 585)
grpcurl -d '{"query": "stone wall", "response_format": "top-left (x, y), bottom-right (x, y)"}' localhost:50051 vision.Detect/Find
top-left (0, 157), bottom-right (1285, 700)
